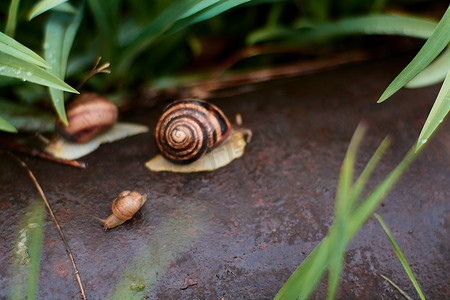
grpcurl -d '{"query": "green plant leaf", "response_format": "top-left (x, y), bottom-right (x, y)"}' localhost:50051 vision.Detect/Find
top-left (375, 214), bottom-right (426, 300)
top-left (44, 8), bottom-right (83, 125)
top-left (406, 46), bottom-right (450, 88)
top-left (249, 14), bottom-right (437, 45)
top-left (0, 116), bottom-right (18, 132)
top-left (5, 0), bottom-right (21, 37)
top-left (0, 52), bottom-right (78, 93)
top-left (8, 199), bottom-right (46, 299)
top-left (28, 0), bottom-right (69, 20)
top-left (0, 31), bottom-right (51, 69)
top-left (415, 69), bottom-right (450, 152)
top-left (378, 7), bottom-right (450, 103)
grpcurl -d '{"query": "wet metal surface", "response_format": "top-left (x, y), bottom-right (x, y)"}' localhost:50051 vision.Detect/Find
top-left (0, 56), bottom-right (449, 299)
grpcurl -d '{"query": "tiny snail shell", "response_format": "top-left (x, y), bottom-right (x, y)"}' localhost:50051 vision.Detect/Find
top-left (56, 92), bottom-right (118, 143)
top-left (155, 99), bottom-right (231, 164)
top-left (103, 190), bottom-right (147, 230)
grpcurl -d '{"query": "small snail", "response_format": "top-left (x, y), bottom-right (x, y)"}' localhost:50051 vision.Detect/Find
top-left (155, 99), bottom-right (231, 164)
top-left (102, 190), bottom-right (147, 230)
top-left (56, 92), bottom-right (118, 143)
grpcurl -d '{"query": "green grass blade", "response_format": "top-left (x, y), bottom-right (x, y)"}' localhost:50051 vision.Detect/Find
top-left (0, 116), bottom-right (18, 132)
top-left (252, 14), bottom-right (437, 45)
top-left (328, 125), bottom-right (366, 299)
top-left (350, 137), bottom-right (391, 205)
top-left (28, 0), bottom-right (69, 20)
top-left (0, 52), bottom-right (78, 93)
top-left (347, 146), bottom-right (417, 241)
top-left (416, 69), bottom-right (450, 152)
top-left (8, 199), bottom-right (46, 299)
top-left (5, 0), bottom-right (21, 37)
top-left (378, 7), bottom-right (450, 103)
top-left (374, 214), bottom-right (426, 300)
top-left (406, 46), bottom-right (450, 89)
top-left (0, 31), bottom-right (51, 69)
top-left (44, 8), bottom-right (83, 125)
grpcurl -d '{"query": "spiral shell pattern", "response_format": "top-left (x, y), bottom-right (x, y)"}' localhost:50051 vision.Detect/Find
top-left (155, 99), bottom-right (231, 164)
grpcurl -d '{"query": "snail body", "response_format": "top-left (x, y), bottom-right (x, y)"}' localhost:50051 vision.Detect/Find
top-left (103, 190), bottom-right (147, 230)
top-left (155, 99), bottom-right (231, 164)
top-left (56, 92), bottom-right (118, 143)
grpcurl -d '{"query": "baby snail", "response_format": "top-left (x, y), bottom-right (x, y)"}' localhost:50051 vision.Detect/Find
top-left (102, 190), bottom-right (147, 230)
top-left (155, 99), bottom-right (231, 164)
top-left (56, 92), bottom-right (118, 143)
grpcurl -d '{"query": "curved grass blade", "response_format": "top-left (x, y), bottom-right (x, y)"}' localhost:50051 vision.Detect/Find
top-left (0, 31), bottom-right (51, 69)
top-left (375, 214), bottom-right (426, 300)
top-left (5, 0), bottom-right (21, 37)
top-left (8, 199), bottom-right (46, 299)
top-left (44, 8), bottom-right (83, 125)
top-left (378, 7), bottom-right (450, 103)
top-left (406, 46), bottom-right (450, 88)
top-left (379, 274), bottom-right (414, 300)
top-left (415, 69), bottom-right (450, 152)
top-left (0, 52), bottom-right (78, 93)
top-left (248, 14), bottom-right (437, 45)
top-left (28, 0), bottom-right (69, 20)
top-left (0, 116), bottom-right (18, 132)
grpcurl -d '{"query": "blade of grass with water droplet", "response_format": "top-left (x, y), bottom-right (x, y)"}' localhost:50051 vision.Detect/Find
top-left (28, 0), bottom-right (69, 20)
top-left (44, 8), bottom-right (83, 125)
top-left (416, 69), bottom-right (450, 152)
top-left (0, 116), bottom-right (17, 132)
top-left (378, 7), bottom-right (450, 103)
top-left (0, 31), bottom-right (51, 69)
top-left (0, 52), bottom-right (78, 93)
top-left (375, 214), bottom-right (426, 300)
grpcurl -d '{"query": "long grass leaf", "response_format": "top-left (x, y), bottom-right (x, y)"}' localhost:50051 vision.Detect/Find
top-left (0, 31), bottom-right (51, 69)
top-left (415, 70), bottom-right (450, 152)
top-left (250, 14), bottom-right (437, 45)
top-left (8, 199), bottom-right (46, 299)
top-left (0, 116), bottom-right (18, 132)
top-left (28, 0), bottom-right (69, 20)
top-left (0, 52), bottom-right (78, 93)
top-left (406, 47), bottom-right (450, 88)
top-left (5, 0), bottom-right (21, 37)
top-left (375, 214), bottom-right (426, 300)
top-left (378, 7), bottom-right (450, 102)
top-left (350, 137), bottom-right (391, 205)
top-left (44, 8), bottom-right (83, 125)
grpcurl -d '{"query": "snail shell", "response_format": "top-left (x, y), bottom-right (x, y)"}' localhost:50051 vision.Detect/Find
top-left (155, 99), bottom-right (231, 164)
top-left (103, 190), bottom-right (147, 230)
top-left (56, 92), bottom-right (118, 143)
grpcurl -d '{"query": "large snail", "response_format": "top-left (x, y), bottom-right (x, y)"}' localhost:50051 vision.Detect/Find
top-left (55, 93), bottom-right (118, 143)
top-left (102, 190), bottom-right (147, 230)
top-left (154, 99), bottom-right (231, 164)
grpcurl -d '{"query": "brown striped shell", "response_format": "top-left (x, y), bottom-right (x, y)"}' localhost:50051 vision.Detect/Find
top-left (155, 99), bottom-right (231, 164)
top-left (56, 93), bottom-right (118, 143)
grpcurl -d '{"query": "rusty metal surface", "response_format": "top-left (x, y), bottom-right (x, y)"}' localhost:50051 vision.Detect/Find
top-left (0, 56), bottom-right (449, 299)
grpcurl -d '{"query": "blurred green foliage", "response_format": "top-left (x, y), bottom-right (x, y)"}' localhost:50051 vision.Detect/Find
top-left (0, 0), bottom-right (448, 145)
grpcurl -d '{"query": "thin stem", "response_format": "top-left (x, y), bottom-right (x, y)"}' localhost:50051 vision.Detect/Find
top-left (7, 153), bottom-right (87, 300)
top-left (77, 57), bottom-right (111, 90)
